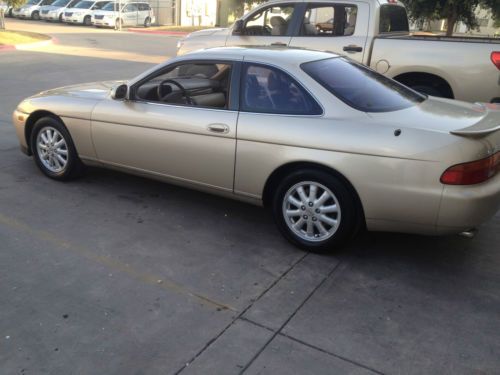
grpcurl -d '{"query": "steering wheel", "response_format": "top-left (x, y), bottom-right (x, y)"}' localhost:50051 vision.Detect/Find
top-left (263, 24), bottom-right (273, 35)
top-left (157, 79), bottom-right (191, 104)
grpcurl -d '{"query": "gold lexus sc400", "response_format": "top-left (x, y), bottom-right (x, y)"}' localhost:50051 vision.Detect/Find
top-left (12, 48), bottom-right (500, 251)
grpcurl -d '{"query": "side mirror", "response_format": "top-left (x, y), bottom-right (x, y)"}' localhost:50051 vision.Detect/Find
top-left (232, 19), bottom-right (244, 35)
top-left (111, 83), bottom-right (128, 100)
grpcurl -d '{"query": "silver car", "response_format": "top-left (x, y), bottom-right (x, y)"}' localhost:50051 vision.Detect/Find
top-left (39, 0), bottom-right (79, 22)
top-left (11, 48), bottom-right (500, 252)
top-left (92, 1), bottom-right (154, 28)
top-left (13, 0), bottom-right (54, 19)
top-left (62, 0), bottom-right (109, 25)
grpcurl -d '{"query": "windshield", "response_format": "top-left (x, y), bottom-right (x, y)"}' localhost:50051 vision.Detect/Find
top-left (52, 0), bottom-right (71, 6)
top-left (26, 0), bottom-right (39, 5)
top-left (102, 2), bottom-right (120, 11)
top-left (302, 57), bottom-right (425, 113)
top-left (73, 0), bottom-right (93, 8)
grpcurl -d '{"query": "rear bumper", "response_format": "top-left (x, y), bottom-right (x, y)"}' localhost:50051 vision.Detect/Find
top-left (436, 173), bottom-right (500, 234)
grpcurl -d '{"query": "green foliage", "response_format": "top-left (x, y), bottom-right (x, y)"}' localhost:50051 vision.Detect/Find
top-left (401, 0), bottom-right (499, 35)
top-left (6, 0), bottom-right (26, 8)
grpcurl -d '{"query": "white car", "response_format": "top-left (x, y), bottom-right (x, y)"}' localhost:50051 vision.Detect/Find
top-left (62, 0), bottom-right (110, 25)
top-left (92, 1), bottom-right (154, 28)
top-left (13, 0), bottom-right (54, 20)
top-left (39, 0), bottom-right (79, 22)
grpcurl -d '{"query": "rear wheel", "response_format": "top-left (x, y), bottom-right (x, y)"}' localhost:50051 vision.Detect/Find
top-left (272, 170), bottom-right (359, 252)
top-left (30, 117), bottom-right (84, 181)
top-left (32, 11), bottom-right (40, 20)
top-left (115, 18), bottom-right (123, 30)
top-left (58, 13), bottom-right (63, 22)
top-left (83, 15), bottom-right (91, 26)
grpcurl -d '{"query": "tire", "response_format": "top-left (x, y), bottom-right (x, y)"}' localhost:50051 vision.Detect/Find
top-left (32, 11), bottom-right (40, 20)
top-left (30, 116), bottom-right (84, 181)
top-left (410, 84), bottom-right (442, 97)
top-left (272, 169), bottom-right (359, 252)
top-left (115, 18), bottom-right (122, 30)
top-left (59, 13), bottom-right (63, 22)
top-left (83, 15), bottom-right (91, 26)
top-left (144, 17), bottom-right (151, 28)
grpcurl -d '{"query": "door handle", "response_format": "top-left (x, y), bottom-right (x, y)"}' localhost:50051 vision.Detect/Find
top-left (343, 45), bottom-right (363, 53)
top-left (271, 42), bottom-right (287, 46)
top-left (207, 123), bottom-right (229, 134)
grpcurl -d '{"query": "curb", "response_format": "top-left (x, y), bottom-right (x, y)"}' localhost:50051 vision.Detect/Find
top-left (127, 28), bottom-right (189, 36)
top-left (0, 36), bottom-right (55, 52)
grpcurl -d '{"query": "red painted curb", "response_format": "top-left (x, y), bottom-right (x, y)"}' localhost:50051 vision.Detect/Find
top-left (127, 28), bottom-right (189, 36)
top-left (0, 44), bottom-right (16, 51)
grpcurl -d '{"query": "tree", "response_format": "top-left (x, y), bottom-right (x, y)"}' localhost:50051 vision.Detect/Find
top-left (1, 0), bottom-right (25, 30)
top-left (401, 0), bottom-right (499, 36)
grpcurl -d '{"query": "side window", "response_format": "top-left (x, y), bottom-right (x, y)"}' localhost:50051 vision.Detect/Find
top-left (124, 3), bottom-right (138, 12)
top-left (244, 5), bottom-right (295, 36)
top-left (138, 3), bottom-right (148, 11)
top-left (241, 64), bottom-right (322, 115)
top-left (135, 62), bottom-right (232, 109)
top-left (300, 5), bottom-right (357, 36)
top-left (93, 1), bottom-right (107, 10)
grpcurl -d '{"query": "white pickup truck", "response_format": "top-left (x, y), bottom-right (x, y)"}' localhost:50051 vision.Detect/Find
top-left (176, 0), bottom-right (500, 103)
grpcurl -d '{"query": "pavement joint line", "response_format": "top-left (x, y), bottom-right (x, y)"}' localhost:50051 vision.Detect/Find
top-left (0, 212), bottom-right (236, 312)
top-left (278, 333), bottom-right (386, 375)
top-left (238, 316), bottom-right (275, 333)
top-left (239, 258), bottom-right (346, 374)
top-left (239, 316), bottom-right (385, 375)
top-left (173, 252), bottom-right (309, 375)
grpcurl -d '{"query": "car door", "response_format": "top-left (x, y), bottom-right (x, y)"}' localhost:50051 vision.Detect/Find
top-left (225, 3), bottom-right (299, 48)
top-left (289, 2), bottom-right (370, 63)
top-left (137, 2), bottom-right (147, 24)
top-left (234, 62), bottom-right (324, 197)
top-left (121, 3), bottom-right (137, 26)
top-left (90, 60), bottom-right (240, 191)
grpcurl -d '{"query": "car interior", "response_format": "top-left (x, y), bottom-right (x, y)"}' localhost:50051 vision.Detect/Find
top-left (135, 63), bottom-right (231, 109)
top-left (301, 6), bottom-right (357, 36)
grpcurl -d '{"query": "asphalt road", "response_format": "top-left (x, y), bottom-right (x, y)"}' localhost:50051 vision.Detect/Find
top-left (1, 19), bottom-right (500, 375)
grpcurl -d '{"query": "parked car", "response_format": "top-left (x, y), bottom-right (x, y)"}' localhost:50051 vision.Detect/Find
top-left (13, 0), bottom-right (55, 20)
top-left (11, 47), bottom-right (500, 251)
top-left (40, 0), bottom-right (79, 22)
top-left (62, 0), bottom-right (110, 25)
top-left (92, 1), bottom-right (154, 29)
top-left (177, 0), bottom-right (500, 104)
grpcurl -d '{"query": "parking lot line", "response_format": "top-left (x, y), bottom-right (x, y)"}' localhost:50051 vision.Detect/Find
top-left (0, 212), bottom-right (236, 312)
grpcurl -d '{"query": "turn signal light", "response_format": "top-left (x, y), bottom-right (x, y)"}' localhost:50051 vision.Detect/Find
top-left (441, 152), bottom-right (500, 185)
top-left (491, 52), bottom-right (500, 70)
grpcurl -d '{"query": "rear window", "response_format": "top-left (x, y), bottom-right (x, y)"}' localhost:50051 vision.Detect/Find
top-left (379, 4), bottom-right (409, 33)
top-left (302, 58), bottom-right (425, 113)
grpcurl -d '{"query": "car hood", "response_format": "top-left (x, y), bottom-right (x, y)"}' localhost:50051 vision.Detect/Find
top-left (185, 27), bottom-right (229, 38)
top-left (31, 81), bottom-right (123, 100)
top-left (368, 96), bottom-right (498, 134)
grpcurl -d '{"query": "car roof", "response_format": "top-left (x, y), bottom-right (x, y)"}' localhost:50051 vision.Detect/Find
top-left (182, 46), bottom-right (339, 65)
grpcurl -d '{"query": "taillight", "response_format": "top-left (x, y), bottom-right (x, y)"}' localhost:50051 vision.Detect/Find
top-left (441, 152), bottom-right (500, 185)
top-left (491, 52), bottom-right (500, 70)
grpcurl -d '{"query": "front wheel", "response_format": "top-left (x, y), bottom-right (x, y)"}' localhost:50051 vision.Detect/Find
top-left (30, 117), bottom-right (84, 180)
top-left (32, 11), bottom-right (40, 20)
top-left (144, 17), bottom-right (151, 28)
top-left (272, 170), bottom-right (359, 252)
top-left (83, 15), bottom-right (91, 26)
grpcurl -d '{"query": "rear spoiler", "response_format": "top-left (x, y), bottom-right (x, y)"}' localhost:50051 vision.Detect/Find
top-left (451, 103), bottom-right (500, 137)
top-left (451, 124), bottom-right (500, 136)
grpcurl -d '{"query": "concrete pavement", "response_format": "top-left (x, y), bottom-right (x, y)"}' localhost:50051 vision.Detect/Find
top-left (1, 19), bottom-right (500, 375)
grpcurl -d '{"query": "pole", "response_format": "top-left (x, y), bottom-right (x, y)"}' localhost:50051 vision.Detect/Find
top-left (118, 0), bottom-right (122, 31)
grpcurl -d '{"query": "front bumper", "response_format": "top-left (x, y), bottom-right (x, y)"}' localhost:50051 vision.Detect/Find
top-left (64, 14), bottom-right (85, 23)
top-left (12, 109), bottom-right (30, 155)
top-left (436, 173), bottom-right (500, 233)
top-left (93, 18), bottom-right (115, 27)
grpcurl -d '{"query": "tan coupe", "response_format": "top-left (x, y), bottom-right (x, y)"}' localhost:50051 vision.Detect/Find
top-left (12, 47), bottom-right (500, 251)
